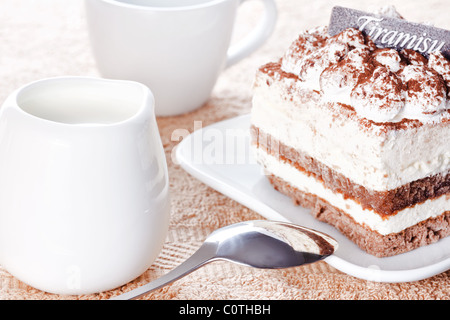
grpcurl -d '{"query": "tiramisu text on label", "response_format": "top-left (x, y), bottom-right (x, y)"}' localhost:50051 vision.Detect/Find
top-left (328, 6), bottom-right (450, 59)
top-left (357, 15), bottom-right (445, 54)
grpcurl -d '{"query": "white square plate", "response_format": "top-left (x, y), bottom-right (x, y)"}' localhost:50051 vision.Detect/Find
top-left (175, 114), bottom-right (450, 282)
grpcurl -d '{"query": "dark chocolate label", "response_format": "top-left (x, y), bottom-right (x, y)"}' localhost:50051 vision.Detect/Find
top-left (328, 6), bottom-right (450, 59)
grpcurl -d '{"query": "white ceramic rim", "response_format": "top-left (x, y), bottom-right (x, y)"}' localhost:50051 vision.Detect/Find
top-left (98, 0), bottom-right (233, 11)
top-left (13, 76), bottom-right (153, 128)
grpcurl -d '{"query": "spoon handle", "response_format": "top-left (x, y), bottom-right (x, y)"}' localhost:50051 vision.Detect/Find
top-left (110, 242), bottom-right (217, 300)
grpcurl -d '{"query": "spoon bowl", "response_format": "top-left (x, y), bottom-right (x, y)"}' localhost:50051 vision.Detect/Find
top-left (210, 220), bottom-right (337, 268)
top-left (111, 220), bottom-right (338, 300)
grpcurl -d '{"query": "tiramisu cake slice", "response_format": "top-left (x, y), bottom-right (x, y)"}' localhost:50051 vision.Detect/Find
top-left (250, 26), bottom-right (450, 257)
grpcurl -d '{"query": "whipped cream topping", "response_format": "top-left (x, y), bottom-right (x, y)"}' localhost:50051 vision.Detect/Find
top-left (280, 27), bottom-right (450, 123)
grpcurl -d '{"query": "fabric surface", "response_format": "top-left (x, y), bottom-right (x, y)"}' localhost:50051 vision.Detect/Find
top-left (1, 0), bottom-right (449, 300)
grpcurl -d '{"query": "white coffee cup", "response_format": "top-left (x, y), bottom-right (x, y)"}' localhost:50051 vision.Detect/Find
top-left (85, 0), bottom-right (277, 116)
top-left (0, 77), bottom-right (170, 295)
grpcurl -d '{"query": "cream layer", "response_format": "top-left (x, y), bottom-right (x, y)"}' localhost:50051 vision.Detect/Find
top-left (251, 74), bottom-right (450, 191)
top-left (253, 146), bottom-right (450, 235)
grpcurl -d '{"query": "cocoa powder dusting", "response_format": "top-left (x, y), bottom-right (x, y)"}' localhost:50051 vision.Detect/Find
top-left (273, 26), bottom-right (450, 123)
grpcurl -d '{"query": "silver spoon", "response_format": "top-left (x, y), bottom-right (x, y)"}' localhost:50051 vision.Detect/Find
top-left (110, 220), bottom-right (338, 300)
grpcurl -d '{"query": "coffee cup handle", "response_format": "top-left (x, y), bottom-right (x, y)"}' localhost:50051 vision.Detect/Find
top-left (226, 0), bottom-right (277, 68)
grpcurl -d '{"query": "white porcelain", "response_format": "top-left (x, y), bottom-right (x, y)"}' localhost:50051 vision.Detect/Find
top-left (175, 114), bottom-right (450, 283)
top-left (0, 77), bottom-right (170, 295)
top-left (85, 0), bottom-right (277, 116)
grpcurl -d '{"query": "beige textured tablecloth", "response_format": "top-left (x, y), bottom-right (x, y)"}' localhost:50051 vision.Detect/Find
top-left (1, 0), bottom-right (449, 300)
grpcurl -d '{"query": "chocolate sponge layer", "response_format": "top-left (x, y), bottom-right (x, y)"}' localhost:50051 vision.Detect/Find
top-left (267, 173), bottom-right (450, 257)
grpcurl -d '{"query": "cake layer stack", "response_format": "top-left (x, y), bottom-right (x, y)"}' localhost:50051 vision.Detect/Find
top-left (250, 25), bottom-right (450, 257)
